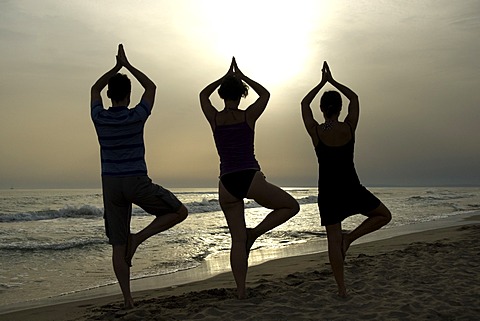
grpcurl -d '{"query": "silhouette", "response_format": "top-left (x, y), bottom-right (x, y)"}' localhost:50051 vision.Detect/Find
top-left (301, 61), bottom-right (391, 297)
top-left (90, 44), bottom-right (188, 309)
top-left (200, 57), bottom-right (299, 299)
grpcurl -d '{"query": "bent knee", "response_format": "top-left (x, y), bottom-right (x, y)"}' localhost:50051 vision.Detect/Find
top-left (290, 201), bottom-right (300, 215)
top-left (384, 209), bottom-right (392, 224)
top-left (176, 205), bottom-right (188, 222)
top-left (366, 203), bottom-right (391, 224)
top-left (275, 199), bottom-right (299, 216)
top-left (378, 204), bottom-right (392, 224)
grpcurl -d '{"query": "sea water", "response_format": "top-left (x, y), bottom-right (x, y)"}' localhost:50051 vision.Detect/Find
top-left (0, 187), bottom-right (479, 307)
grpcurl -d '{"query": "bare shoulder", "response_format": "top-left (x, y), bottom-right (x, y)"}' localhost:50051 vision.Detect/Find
top-left (216, 109), bottom-right (245, 126)
top-left (336, 122), bottom-right (354, 140)
top-left (318, 122), bottom-right (354, 146)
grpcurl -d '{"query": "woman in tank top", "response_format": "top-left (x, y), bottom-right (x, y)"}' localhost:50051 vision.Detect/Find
top-left (301, 61), bottom-right (391, 297)
top-left (200, 57), bottom-right (299, 299)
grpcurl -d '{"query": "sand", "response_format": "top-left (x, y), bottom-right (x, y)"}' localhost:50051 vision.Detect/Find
top-left (1, 219), bottom-right (479, 321)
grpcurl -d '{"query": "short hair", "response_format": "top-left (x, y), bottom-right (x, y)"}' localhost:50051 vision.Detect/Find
top-left (320, 91), bottom-right (342, 118)
top-left (107, 73), bottom-right (131, 102)
top-left (218, 76), bottom-right (249, 101)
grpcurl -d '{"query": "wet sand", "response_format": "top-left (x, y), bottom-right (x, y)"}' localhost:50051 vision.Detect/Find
top-left (1, 216), bottom-right (479, 321)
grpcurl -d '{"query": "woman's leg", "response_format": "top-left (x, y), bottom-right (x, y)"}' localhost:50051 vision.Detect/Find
top-left (342, 202), bottom-right (391, 256)
top-left (219, 181), bottom-right (249, 299)
top-left (325, 223), bottom-right (347, 297)
top-left (246, 172), bottom-right (300, 246)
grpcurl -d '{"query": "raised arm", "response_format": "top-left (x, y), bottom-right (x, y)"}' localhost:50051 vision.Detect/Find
top-left (116, 44), bottom-right (156, 110)
top-left (199, 59), bottom-right (234, 126)
top-left (301, 63), bottom-right (329, 139)
top-left (233, 58), bottom-right (270, 122)
top-left (323, 62), bottom-right (359, 130)
top-left (91, 54), bottom-right (121, 107)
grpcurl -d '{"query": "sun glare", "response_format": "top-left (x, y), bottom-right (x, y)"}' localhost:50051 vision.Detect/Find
top-left (191, 0), bottom-right (330, 87)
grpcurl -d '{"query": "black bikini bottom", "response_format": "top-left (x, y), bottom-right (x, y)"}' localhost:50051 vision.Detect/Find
top-left (220, 169), bottom-right (259, 199)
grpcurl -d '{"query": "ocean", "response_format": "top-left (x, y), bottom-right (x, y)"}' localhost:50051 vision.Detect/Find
top-left (1, 187), bottom-right (479, 308)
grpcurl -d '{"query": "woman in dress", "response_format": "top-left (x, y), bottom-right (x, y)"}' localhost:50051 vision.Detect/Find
top-left (200, 57), bottom-right (299, 299)
top-left (301, 61), bottom-right (391, 297)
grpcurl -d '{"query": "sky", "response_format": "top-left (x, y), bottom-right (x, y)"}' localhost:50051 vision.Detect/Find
top-left (0, 0), bottom-right (479, 189)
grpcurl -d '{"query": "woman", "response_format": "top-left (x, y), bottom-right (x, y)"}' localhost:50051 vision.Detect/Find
top-left (301, 61), bottom-right (391, 297)
top-left (200, 57), bottom-right (299, 299)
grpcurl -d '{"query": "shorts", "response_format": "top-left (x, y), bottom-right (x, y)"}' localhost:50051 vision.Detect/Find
top-left (102, 175), bottom-right (183, 245)
top-left (220, 169), bottom-right (259, 199)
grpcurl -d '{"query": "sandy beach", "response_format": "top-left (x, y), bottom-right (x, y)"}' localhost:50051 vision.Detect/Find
top-left (2, 215), bottom-right (479, 321)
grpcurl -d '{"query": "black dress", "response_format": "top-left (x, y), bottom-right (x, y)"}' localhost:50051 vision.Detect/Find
top-left (315, 125), bottom-right (380, 226)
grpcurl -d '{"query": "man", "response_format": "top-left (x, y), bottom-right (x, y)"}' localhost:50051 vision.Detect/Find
top-left (90, 44), bottom-right (188, 309)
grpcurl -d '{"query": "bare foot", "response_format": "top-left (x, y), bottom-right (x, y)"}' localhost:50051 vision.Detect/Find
top-left (338, 286), bottom-right (348, 298)
top-left (125, 233), bottom-right (139, 267)
top-left (124, 297), bottom-right (135, 309)
top-left (237, 289), bottom-right (247, 300)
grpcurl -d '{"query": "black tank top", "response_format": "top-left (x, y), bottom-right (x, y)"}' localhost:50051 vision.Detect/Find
top-left (314, 124), bottom-right (360, 191)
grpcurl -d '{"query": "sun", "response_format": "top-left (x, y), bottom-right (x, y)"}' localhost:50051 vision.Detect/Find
top-left (190, 0), bottom-right (331, 87)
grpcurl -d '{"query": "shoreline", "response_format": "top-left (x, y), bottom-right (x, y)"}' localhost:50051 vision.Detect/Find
top-left (1, 212), bottom-right (479, 320)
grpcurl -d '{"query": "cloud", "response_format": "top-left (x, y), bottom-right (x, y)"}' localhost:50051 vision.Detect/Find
top-left (0, 0), bottom-right (479, 188)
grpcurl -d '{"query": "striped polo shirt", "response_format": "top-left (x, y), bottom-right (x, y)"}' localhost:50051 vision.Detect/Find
top-left (91, 100), bottom-right (151, 176)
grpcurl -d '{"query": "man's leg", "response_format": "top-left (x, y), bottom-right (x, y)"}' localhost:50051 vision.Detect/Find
top-left (127, 205), bottom-right (188, 264)
top-left (112, 244), bottom-right (134, 309)
top-left (102, 176), bottom-right (134, 308)
top-left (125, 177), bottom-right (188, 265)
